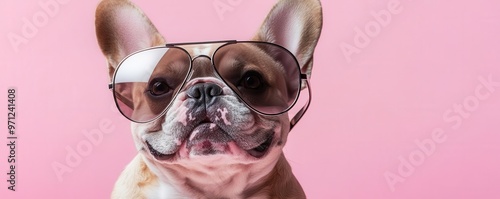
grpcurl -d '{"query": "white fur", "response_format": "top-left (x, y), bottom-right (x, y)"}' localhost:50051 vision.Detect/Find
top-left (191, 44), bottom-right (213, 57)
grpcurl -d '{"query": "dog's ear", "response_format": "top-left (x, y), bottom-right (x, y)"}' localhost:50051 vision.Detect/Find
top-left (95, 0), bottom-right (165, 79)
top-left (253, 0), bottom-right (322, 78)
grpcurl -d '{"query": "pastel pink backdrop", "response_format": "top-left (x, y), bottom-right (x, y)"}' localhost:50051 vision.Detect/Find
top-left (1, 0), bottom-right (500, 198)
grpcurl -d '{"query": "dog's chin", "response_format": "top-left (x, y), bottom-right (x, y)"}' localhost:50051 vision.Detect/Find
top-left (144, 123), bottom-right (274, 162)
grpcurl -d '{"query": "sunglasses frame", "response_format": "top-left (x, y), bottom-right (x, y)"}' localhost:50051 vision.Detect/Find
top-left (108, 40), bottom-right (311, 129)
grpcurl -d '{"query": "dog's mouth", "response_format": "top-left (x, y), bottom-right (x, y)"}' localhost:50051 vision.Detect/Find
top-left (146, 141), bottom-right (175, 160)
top-left (245, 133), bottom-right (273, 158)
top-left (145, 123), bottom-right (274, 161)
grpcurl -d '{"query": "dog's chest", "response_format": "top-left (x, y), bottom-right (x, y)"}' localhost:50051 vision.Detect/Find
top-left (144, 182), bottom-right (186, 199)
top-left (145, 164), bottom-right (264, 199)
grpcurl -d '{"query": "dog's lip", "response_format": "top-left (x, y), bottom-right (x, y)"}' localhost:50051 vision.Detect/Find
top-left (145, 141), bottom-right (175, 161)
top-left (245, 133), bottom-right (274, 158)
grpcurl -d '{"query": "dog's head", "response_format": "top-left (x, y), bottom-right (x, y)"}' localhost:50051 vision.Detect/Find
top-left (96, 0), bottom-right (322, 169)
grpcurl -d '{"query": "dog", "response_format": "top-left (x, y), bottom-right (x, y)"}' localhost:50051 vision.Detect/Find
top-left (95, 0), bottom-right (322, 198)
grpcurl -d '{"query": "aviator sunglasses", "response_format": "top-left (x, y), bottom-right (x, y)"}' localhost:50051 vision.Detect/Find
top-left (108, 40), bottom-right (311, 129)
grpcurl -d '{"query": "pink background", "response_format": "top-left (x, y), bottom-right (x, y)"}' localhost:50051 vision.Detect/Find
top-left (1, 0), bottom-right (500, 198)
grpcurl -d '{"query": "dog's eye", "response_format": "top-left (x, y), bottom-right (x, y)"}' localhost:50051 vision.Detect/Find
top-left (241, 71), bottom-right (265, 90)
top-left (148, 78), bottom-right (171, 96)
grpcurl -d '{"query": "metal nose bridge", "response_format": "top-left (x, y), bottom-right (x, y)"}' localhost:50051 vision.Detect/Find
top-left (191, 54), bottom-right (213, 69)
top-left (186, 54), bottom-right (217, 80)
top-left (192, 54), bottom-right (212, 61)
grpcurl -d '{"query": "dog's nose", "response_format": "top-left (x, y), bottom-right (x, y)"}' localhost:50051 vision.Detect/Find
top-left (186, 83), bottom-right (223, 106)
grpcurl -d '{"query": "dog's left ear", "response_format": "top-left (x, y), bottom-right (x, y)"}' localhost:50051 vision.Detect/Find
top-left (254, 0), bottom-right (323, 77)
top-left (95, 0), bottom-right (165, 79)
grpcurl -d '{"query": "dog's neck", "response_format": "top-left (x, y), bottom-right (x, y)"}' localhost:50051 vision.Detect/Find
top-left (142, 153), bottom-right (305, 199)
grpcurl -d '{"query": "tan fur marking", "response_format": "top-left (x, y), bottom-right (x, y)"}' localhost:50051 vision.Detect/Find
top-left (111, 155), bottom-right (158, 199)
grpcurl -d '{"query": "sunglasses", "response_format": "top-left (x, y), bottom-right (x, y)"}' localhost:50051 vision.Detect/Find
top-left (108, 40), bottom-right (311, 129)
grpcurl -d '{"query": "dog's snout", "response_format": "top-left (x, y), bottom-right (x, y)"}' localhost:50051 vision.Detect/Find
top-left (187, 83), bottom-right (223, 106)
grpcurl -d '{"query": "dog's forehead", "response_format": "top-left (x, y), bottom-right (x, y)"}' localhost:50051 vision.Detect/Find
top-left (182, 44), bottom-right (218, 58)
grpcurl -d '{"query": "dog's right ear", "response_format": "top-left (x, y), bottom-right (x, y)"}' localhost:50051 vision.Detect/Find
top-left (95, 0), bottom-right (165, 79)
top-left (253, 0), bottom-right (322, 79)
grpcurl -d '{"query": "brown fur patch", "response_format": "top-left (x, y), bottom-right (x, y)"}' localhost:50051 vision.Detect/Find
top-left (242, 154), bottom-right (306, 199)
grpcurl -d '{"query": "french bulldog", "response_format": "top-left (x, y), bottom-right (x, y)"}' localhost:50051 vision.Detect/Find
top-left (95, 0), bottom-right (322, 198)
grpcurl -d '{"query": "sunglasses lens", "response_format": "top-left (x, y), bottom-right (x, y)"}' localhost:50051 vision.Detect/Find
top-left (112, 47), bottom-right (190, 122)
top-left (213, 42), bottom-right (301, 114)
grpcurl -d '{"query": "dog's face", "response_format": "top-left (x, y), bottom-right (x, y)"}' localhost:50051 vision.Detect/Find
top-left (126, 45), bottom-right (293, 168)
top-left (96, 0), bottom-right (322, 172)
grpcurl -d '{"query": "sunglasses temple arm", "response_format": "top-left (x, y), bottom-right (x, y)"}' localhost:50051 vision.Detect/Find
top-left (289, 79), bottom-right (312, 130)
